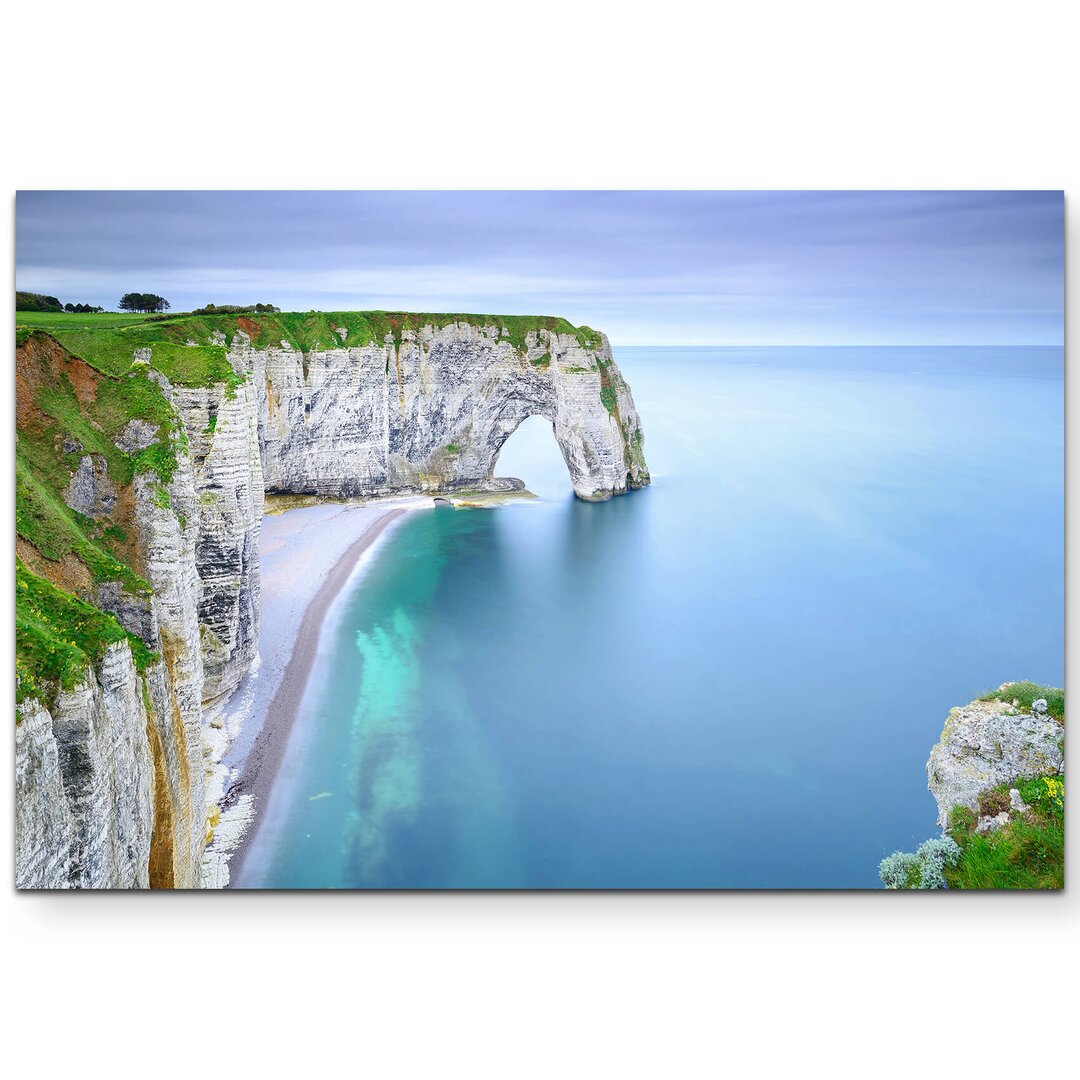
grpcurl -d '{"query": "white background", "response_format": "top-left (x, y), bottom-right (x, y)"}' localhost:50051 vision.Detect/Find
top-left (2, 2), bottom-right (1075, 1076)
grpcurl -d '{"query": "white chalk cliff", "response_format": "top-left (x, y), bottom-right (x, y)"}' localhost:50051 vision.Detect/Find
top-left (251, 323), bottom-right (647, 501)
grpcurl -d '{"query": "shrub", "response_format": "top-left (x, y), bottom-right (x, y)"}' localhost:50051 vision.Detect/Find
top-left (879, 836), bottom-right (961, 889)
top-left (1018, 774), bottom-right (1064, 814)
top-left (879, 851), bottom-right (921, 889)
top-left (914, 836), bottom-right (962, 889)
top-left (191, 302), bottom-right (280, 315)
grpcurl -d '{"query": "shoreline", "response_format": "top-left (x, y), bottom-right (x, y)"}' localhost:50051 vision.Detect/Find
top-left (204, 501), bottom-right (421, 887)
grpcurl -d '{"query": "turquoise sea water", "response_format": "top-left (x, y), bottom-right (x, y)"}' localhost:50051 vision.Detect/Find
top-left (253, 346), bottom-right (1064, 889)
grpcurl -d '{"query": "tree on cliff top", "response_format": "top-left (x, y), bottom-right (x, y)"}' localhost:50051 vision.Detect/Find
top-left (119, 292), bottom-right (170, 313)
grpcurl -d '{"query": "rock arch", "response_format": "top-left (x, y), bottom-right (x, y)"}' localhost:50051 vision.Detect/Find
top-left (247, 321), bottom-right (650, 502)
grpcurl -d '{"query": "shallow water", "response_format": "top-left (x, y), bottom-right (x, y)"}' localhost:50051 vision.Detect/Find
top-left (254, 346), bottom-right (1063, 888)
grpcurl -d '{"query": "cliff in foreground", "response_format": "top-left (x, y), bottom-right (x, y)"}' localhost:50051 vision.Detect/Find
top-left (880, 682), bottom-right (1064, 889)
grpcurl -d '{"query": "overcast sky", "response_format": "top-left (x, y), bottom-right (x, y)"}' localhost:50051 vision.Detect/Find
top-left (15, 190), bottom-right (1063, 345)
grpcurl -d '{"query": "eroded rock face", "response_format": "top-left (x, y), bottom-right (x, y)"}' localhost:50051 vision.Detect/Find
top-left (132, 447), bottom-right (208, 888)
top-left (64, 455), bottom-right (118, 519)
top-left (169, 378), bottom-right (264, 703)
top-left (927, 697), bottom-right (1064, 828)
top-left (16, 373), bottom-right (214, 889)
top-left (114, 418), bottom-right (159, 455)
top-left (94, 582), bottom-right (158, 649)
top-left (15, 700), bottom-right (77, 889)
top-left (15, 643), bottom-right (153, 889)
top-left (243, 323), bottom-right (649, 502)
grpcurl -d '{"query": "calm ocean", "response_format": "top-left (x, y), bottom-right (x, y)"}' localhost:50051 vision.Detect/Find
top-left (251, 346), bottom-right (1064, 888)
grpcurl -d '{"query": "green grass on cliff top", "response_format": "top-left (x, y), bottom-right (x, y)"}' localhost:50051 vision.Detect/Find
top-left (16, 310), bottom-right (604, 382)
top-left (978, 681), bottom-right (1064, 722)
top-left (16, 311), bottom-right (159, 329)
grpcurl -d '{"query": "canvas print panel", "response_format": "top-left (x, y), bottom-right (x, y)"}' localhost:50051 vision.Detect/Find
top-left (14, 191), bottom-right (1064, 889)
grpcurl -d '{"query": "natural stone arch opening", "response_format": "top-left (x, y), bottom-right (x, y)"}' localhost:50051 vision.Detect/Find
top-left (489, 412), bottom-right (574, 500)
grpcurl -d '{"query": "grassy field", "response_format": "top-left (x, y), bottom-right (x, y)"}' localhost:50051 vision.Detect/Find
top-left (15, 311), bottom-right (159, 330)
